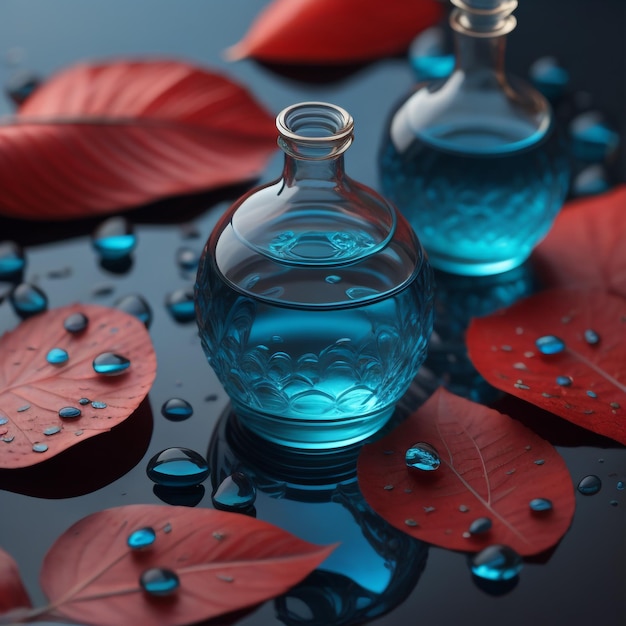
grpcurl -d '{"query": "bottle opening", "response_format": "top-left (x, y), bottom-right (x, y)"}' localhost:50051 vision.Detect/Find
top-left (277, 102), bottom-right (354, 160)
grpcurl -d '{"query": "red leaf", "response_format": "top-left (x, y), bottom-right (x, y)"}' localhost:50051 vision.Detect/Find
top-left (466, 288), bottom-right (626, 445)
top-left (0, 546), bottom-right (31, 613)
top-left (357, 388), bottom-right (575, 556)
top-left (0, 303), bottom-right (156, 468)
top-left (226, 0), bottom-right (444, 64)
top-left (532, 185), bottom-right (626, 298)
top-left (38, 504), bottom-right (335, 626)
top-left (0, 60), bottom-right (277, 220)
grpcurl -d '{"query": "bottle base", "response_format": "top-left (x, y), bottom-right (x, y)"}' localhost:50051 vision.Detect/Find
top-left (427, 251), bottom-right (530, 277)
top-left (232, 403), bottom-right (396, 450)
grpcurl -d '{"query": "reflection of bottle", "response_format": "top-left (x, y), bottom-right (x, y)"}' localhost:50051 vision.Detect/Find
top-left (207, 407), bottom-right (428, 625)
top-left (380, 0), bottom-right (569, 276)
top-left (196, 102), bottom-right (433, 449)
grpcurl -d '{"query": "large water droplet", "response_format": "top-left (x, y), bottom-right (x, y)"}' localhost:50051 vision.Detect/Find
top-left (9, 283), bottom-right (48, 319)
top-left (46, 348), bottom-right (69, 365)
top-left (469, 517), bottom-right (492, 535)
top-left (32, 442), bottom-right (48, 453)
top-left (165, 288), bottom-right (195, 323)
top-left (127, 527), bottom-right (156, 550)
top-left (570, 111), bottom-right (620, 163)
top-left (92, 216), bottom-right (137, 260)
top-left (212, 471), bottom-right (256, 512)
top-left (577, 474), bottom-right (602, 495)
top-left (470, 545), bottom-right (523, 581)
top-left (146, 447), bottom-right (209, 488)
top-left (529, 56), bottom-right (569, 101)
top-left (64, 312), bottom-right (89, 334)
top-left (0, 241), bottom-right (26, 279)
top-left (93, 352), bottom-right (130, 375)
top-left (535, 335), bottom-right (565, 355)
top-left (59, 406), bottom-right (81, 419)
top-left (139, 568), bottom-right (179, 596)
top-left (405, 442), bottom-right (441, 471)
top-left (161, 398), bottom-right (193, 421)
top-left (114, 294), bottom-right (153, 329)
top-left (408, 27), bottom-right (454, 81)
top-left (529, 498), bottom-right (553, 512)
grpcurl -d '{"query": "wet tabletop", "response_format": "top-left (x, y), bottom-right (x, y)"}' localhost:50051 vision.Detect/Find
top-left (0, 1), bottom-right (625, 625)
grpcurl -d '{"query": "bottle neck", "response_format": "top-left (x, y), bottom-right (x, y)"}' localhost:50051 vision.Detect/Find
top-left (454, 31), bottom-right (506, 76)
top-left (281, 151), bottom-right (346, 185)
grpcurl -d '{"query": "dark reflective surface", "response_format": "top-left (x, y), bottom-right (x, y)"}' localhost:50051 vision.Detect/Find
top-left (0, 1), bottom-right (624, 625)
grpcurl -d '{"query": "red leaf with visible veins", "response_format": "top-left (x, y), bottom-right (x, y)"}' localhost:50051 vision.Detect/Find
top-left (467, 288), bottom-right (626, 445)
top-left (0, 303), bottom-right (156, 468)
top-left (532, 185), bottom-right (626, 298)
top-left (227, 0), bottom-right (444, 63)
top-left (38, 505), bottom-right (335, 626)
top-left (358, 388), bottom-right (575, 556)
top-left (0, 60), bottom-right (277, 220)
top-left (0, 546), bottom-right (31, 613)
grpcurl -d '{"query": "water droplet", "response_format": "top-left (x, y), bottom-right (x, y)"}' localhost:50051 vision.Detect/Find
top-left (91, 401), bottom-right (107, 409)
top-left (165, 288), bottom-right (195, 323)
top-left (2, 435), bottom-right (15, 443)
top-left (43, 425), bottom-right (61, 436)
top-left (408, 26), bottom-right (454, 81)
top-left (324, 275), bottom-right (342, 284)
top-left (529, 498), bottom-right (553, 512)
top-left (146, 447), bottom-right (209, 488)
top-left (17, 404), bottom-right (30, 412)
top-left (469, 517), bottom-right (492, 535)
top-left (586, 390), bottom-right (597, 398)
top-left (423, 506), bottom-right (436, 514)
top-left (6, 71), bottom-right (41, 106)
top-left (114, 294), bottom-right (153, 329)
top-left (0, 240), bottom-right (25, 279)
top-left (139, 568), bottom-right (179, 596)
top-left (78, 397), bottom-right (90, 405)
top-left (459, 505), bottom-right (469, 513)
top-left (571, 164), bottom-right (611, 198)
top-left (0, 417), bottom-right (7, 426)
top-left (212, 471), bottom-right (257, 512)
top-left (161, 398), bottom-right (193, 421)
top-left (610, 500), bottom-right (619, 507)
top-left (9, 283), bottom-right (48, 319)
top-left (470, 545), bottom-right (523, 581)
top-left (405, 442), bottom-right (441, 471)
top-left (514, 382), bottom-right (530, 390)
top-left (127, 527), bottom-right (156, 550)
top-left (570, 111), bottom-right (620, 163)
top-left (46, 348), bottom-right (69, 365)
top-left (617, 481), bottom-right (624, 491)
top-left (93, 352), bottom-right (130, 375)
top-left (92, 216), bottom-right (136, 260)
top-left (59, 406), bottom-right (81, 419)
top-left (577, 474), bottom-right (602, 495)
top-left (556, 375), bottom-right (573, 387)
top-left (63, 312), bottom-right (89, 334)
top-left (32, 443), bottom-right (48, 453)
top-left (404, 518), bottom-right (418, 527)
top-left (74, 430), bottom-right (83, 436)
top-left (529, 56), bottom-right (569, 101)
top-left (176, 246), bottom-right (200, 271)
top-left (610, 402), bottom-right (620, 409)
top-left (345, 286), bottom-right (379, 300)
top-left (535, 335), bottom-right (565, 355)
top-left (534, 459), bottom-right (545, 466)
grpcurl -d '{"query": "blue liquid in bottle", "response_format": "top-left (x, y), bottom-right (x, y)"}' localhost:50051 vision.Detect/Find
top-left (196, 102), bottom-right (433, 449)
top-left (380, 0), bottom-right (569, 276)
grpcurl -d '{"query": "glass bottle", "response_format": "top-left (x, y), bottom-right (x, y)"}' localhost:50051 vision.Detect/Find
top-left (195, 102), bottom-right (434, 450)
top-left (380, 0), bottom-right (570, 276)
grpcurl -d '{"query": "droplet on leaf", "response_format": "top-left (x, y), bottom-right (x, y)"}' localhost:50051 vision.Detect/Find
top-left (127, 527), bottom-right (156, 550)
top-left (92, 216), bottom-right (137, 260)
top-left (139, 567), bottom-right (179, 596)
top-left (78, 397), bottom-right (91, 405)
top-left (114, 294), bottom-right (153, 329)
top-left (58, 407), bottom-right (82, 419)
top-left (529, 498), bottom-right (553, 512)
top-left (63, 312), bottom-right (89, 334)
top-left (32, 442), bottom-right (48, 453)
top-left (470, 545), bottom-right (523, 581)
top-left (92, 352), bottom-right (130, 375)
top-left (469, 517), bottom-right (492, 535)
top-left (586, 390), bottom-right (597, 398)
top-left (535, 335), bottom-right (565, 355)
top-left (405, 442), bottom-right (441, 471)
top-left (43, 425), bottom-right (61, 436)
top-left (91, 401), bottom-right (107, 409)
top-left (165, 288), bottom-right (195, 323)
top-left (161, 398), bottom-right (193, 421)
top-left (46, 348), bottom-right (69, 365)
top-left (212, 471), bottom-right (257, 512)
top-left (556, 375), bottom-right (573, 387)
top-left (10, 283), bottom-right (48, 319)
top-left (146, 447), bottom-right (209, 488)
top-left (577, 474), bottom-right (602, 495)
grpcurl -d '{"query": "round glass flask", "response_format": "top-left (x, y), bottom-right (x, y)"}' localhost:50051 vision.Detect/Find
top-left (195, 102), bottom-right (434, 449)
top-left (380, 0), bottom-right (570, 276)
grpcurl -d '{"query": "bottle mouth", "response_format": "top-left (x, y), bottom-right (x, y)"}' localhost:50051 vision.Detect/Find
top-left (450, 0), bottom-right (517, 37)
top-left (276, 102), bottom-right (354, 160)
